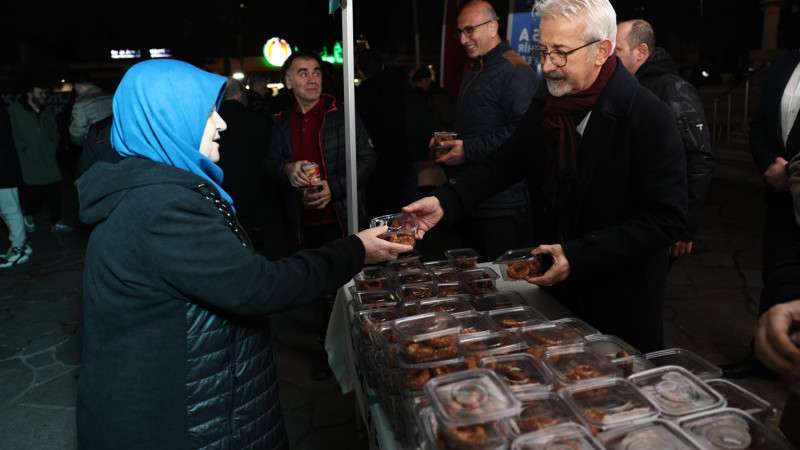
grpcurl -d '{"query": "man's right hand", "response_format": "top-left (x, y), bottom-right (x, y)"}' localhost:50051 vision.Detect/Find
top-left (764, 156), bottom-right (790, 192)
top-left (402, 196), bottom-right (444, 240)
top-left (283, 160), bottom-right (312, 187)
top-left (754, 299), bottom-right (800, 376)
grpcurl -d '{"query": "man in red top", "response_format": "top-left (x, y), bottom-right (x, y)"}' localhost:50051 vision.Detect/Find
top-left (265, 51), bottom-right (376, 380)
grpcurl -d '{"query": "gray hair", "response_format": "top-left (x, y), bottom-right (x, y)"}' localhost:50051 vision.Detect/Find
top-left (224, 77), bottom-right (247, 105)
top-left (533, 0), bottom-right (617, 58)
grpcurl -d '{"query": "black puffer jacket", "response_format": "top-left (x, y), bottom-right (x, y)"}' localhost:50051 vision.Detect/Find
top-left (75, 157), bottom-right (365, 449)
top-left (635, 47), bottom-right (714, 241)
top-left (265, 94), bottom-right (376, 244)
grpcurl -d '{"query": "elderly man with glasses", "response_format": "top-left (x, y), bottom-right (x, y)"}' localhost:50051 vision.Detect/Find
top-left (406, 0), bottom-right (688, 353)
top-left (432, 0), bottom-right (545, 263)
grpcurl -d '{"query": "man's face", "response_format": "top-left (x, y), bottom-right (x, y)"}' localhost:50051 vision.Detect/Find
top-left (284, 57), bottom-right (322, 105)
top-left (27, 87), bottom-right (47, 107)
top-left (614, 22), bottom-right (637, 74)
top-left (538, 16), bottom-right (601, 97)
top-left (457, 5), bottom-right (497, 59)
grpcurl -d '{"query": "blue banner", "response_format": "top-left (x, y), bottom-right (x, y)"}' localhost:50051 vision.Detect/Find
top-left (507, 0), bottom-right (540, 65)
top-left (329, 0), bottom-right (339, 14)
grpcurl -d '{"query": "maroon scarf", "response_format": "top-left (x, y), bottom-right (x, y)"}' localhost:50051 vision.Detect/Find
top-left (542, 56), bottom-right (617, 205)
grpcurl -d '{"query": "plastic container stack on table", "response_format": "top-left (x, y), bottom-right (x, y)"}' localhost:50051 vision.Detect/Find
top-left (345, 247), bottom-right (790, 449)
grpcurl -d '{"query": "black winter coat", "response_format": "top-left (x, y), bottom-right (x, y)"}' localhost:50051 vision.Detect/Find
top-left (75, 157), bottom-right (365, 449)
top-left (635, 47), bottom-right (714, 241)
top-left (434, 61), bottom-right (687, 352)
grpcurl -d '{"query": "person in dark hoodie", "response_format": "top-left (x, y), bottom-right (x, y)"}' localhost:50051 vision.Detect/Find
top-left (74, 59), bottom-right (411, 449)
top-left (616, 19), bottom-right (715, 261)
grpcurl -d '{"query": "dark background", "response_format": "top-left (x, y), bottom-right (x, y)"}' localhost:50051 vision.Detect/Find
top-left (1, 0), bottom-right (798, 92)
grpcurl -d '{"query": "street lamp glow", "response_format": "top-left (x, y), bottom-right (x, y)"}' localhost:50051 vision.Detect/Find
top-left (263, 37), bottom-right (292, 68)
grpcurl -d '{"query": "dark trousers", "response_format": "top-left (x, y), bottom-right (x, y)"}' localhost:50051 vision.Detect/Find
top-left (300, 222), bottom-right (343, 340)
top-left (760, 191), bottom-right (800, 315)
top-left (465, 207), bottom-right (535, 263)
top-left (21, 182), bottom-right (62, 224)
top-left (780, 390), bottom-right (800, 447)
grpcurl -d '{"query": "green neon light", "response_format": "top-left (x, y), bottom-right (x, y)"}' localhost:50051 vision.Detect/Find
top-left (320, 41), bottom-right (344, 65)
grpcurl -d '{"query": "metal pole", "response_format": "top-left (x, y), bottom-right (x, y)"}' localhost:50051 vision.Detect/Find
top-left (341, 0), bottom-right (359, 235)
top-left (413, 0), bottom-right (421, 69)
top-left (743, 80), bottom-right (750, 132)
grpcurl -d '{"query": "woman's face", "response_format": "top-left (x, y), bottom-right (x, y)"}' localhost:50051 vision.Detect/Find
top-left (199, 107), bottom-right (227, 162)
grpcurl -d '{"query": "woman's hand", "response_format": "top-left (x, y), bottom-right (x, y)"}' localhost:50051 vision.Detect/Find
top-left (402, 196), bottom-right (444, 240)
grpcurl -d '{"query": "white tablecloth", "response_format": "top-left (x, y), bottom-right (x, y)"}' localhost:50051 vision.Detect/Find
top-left (324, 262), bottom-right (573, 449)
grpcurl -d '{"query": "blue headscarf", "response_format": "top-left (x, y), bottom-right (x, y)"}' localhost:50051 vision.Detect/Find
top-left (110, 59), bottom-right (234, 207)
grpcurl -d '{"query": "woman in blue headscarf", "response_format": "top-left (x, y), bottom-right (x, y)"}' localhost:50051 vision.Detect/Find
top-left (74, 59), bottom-right (411, 449)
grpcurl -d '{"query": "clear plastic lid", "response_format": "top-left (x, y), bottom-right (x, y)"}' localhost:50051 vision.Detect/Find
top-left (613, 354), bottom-right (656, 378)
top-left (444, 248), bottom-right (481, 269)
top-left (585, 334), bottom-right (641, 360)
top-left (493, 248), bottom-right (545, 281)
top-left (388, 256), bottom-right (425, 273)
top-left (543, 345), bottom-right (622, 386)
top-left (560, 378), bottom-right (660, 432)
top-left (398, 281), bottom-right (439, 301)
top-left (353, 308), bottom-right (403, 336)
top-left (352, 265), bottom-right (392, 291)
top-left (478, 353), bottom-right (555, 392)
top-left (509, 422), bottom-right (605, 450)
top-left (419, 405), bottom-right (508, 450)
top-left (471, 291), bottom-right (526, 312)
top-left (368, 323), bottom-right (398, 347)
top-left (520, 322), bottom-right (586, 356)
top-left (351, 289), bottom-right (399, 311)
top-left (461, 267), bottom-right (500, 295)
top-left (705, 378), bottom-right (776, 421)
top-left (392, 311), bottom-right (461, 342)
top-left (597, 418), bottom-right (703, 449)
top-left (424, 259), bottom-right (458, 270)
top-left (551, 317), bottom-right (602, 337)
top-left (423, 368), bottom-right (521, 427)
top-left (643, 348), bottom-right (722, 379)
top-left (416, 295), bottom-right (476, 315)
top-left (505, 391), bottom-right (580, 436)
top-left (458, 330), bottom-right (528, 359)
top-left (677, 407), bottom-right (794, 450)
top-left (628, 365), bottom-right (725, 418)
top-left (433, 267), bottom-right (461, 283)
top-left (397, 356), bottom-right (469, 393)
top-left (436, 282), bottom-right (474, 297)
top-left (370, 212), bottom-right (419, 244)
top-left (452, 311), bottom-right (498, 335)
top-left (396, 269), bottom-right (437, 285)
top-left (487, 306), bottom-right (549, 330)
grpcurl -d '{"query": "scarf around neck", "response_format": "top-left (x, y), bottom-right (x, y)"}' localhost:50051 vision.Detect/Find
top-left (110, 59), bottom-right (233, 207)
top-left (542, 56), bottom-right (617, 206)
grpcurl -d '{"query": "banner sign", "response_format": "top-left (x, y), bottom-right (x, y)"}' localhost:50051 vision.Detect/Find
top-left (507, 0), bottom-right (540, 65)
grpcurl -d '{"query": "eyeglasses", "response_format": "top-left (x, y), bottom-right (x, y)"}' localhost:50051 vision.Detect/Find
top-left (454, 19), bottom-right (495, 38)
top-left (531, 39), bottom-right (601, 67)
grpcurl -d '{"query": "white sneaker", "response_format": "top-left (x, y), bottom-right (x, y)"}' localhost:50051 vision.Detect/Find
top-left (23, 216), bottom-right (35, 232)
top-left (51, 221), bottom-right (74, 232)
top-left (0, 245), bottom-right (30, 268)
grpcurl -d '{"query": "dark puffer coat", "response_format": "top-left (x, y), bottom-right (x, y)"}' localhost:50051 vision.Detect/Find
top-left (75, 157), bottom-right (365, 449)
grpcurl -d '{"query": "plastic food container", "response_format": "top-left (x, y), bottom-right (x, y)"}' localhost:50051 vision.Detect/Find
top-left (396, 356), bottom-right (470, 393)
top-left (470, 291), bottom-right (526, 312)
top-left (494, 248), bottom-right (545, 281)
top-left (677, 407), bottom-right (794, 450)
top-left (705, 378), bottom-right (777, 421)
top-left (585, 334), bottom-right (641, 361)
top-left (398, 281), bottom-right (439, 301)
top-left (424, 259), bottom-right (458, 270)
top-left (458, 330), bottom-right (528, 364)
top-left (419, 404), bottom-right (508, 450)
top-left (451, 311), bottom-right (497, 335)
top-left (519, 322), bottom-right (586, 358)
top-left (444, 248), bottom-right (480, 269)
top-left (424, 368), bottom-right (521, 427)
top-left (388, 256), bottom-right (425, 273)
top-left (416, 295), bottom-right (475, 315)
top-left (370, 212), bottom-right (418, 246)
top-left (353, 308), bottom-right (404, 338)
top-left (352, 265), bottom-right (392, 292)
top-left (643, 347), bottom-right (722, 379)
top-left (478, 353), bottom-right (555, 393)
top-left (509, 422), bottom-right (605, 450)
top-left (432, 132), bottom-right (458, 160)
top-left (396, 269), bottom-right (437, 285)
top-left (628, 365), bottom-right (725, 418)
top-left (436, 282), bottom-right (474, 297)
top-left (391, 311), bottom-right (462, 363)
top-left (460, 267), bottom-right (500, 295)
top-left (487, 306), bottom-right (548, 330)
top-left (368, 323), bottom-right (399, 347)
top-left (351, 289), bottom-right (399, 311)
top-left (503, 391), bottom-right (579, 437)
top-left (597, 418), bottom-right (703, 449)
top-left (433, 267), bottom-right (461, 283)
top-left (551, 317), bottom-right (601, 337)
top-left (559, 378), bottom-right (660, 433)
top-left (612, 354), bottom-right (656, 377)
top-left (542, 345), bottom-right (622, 388)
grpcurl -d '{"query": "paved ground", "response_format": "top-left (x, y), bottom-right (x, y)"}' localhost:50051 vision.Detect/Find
top-left (0, 166), bottom-right (794, 449)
